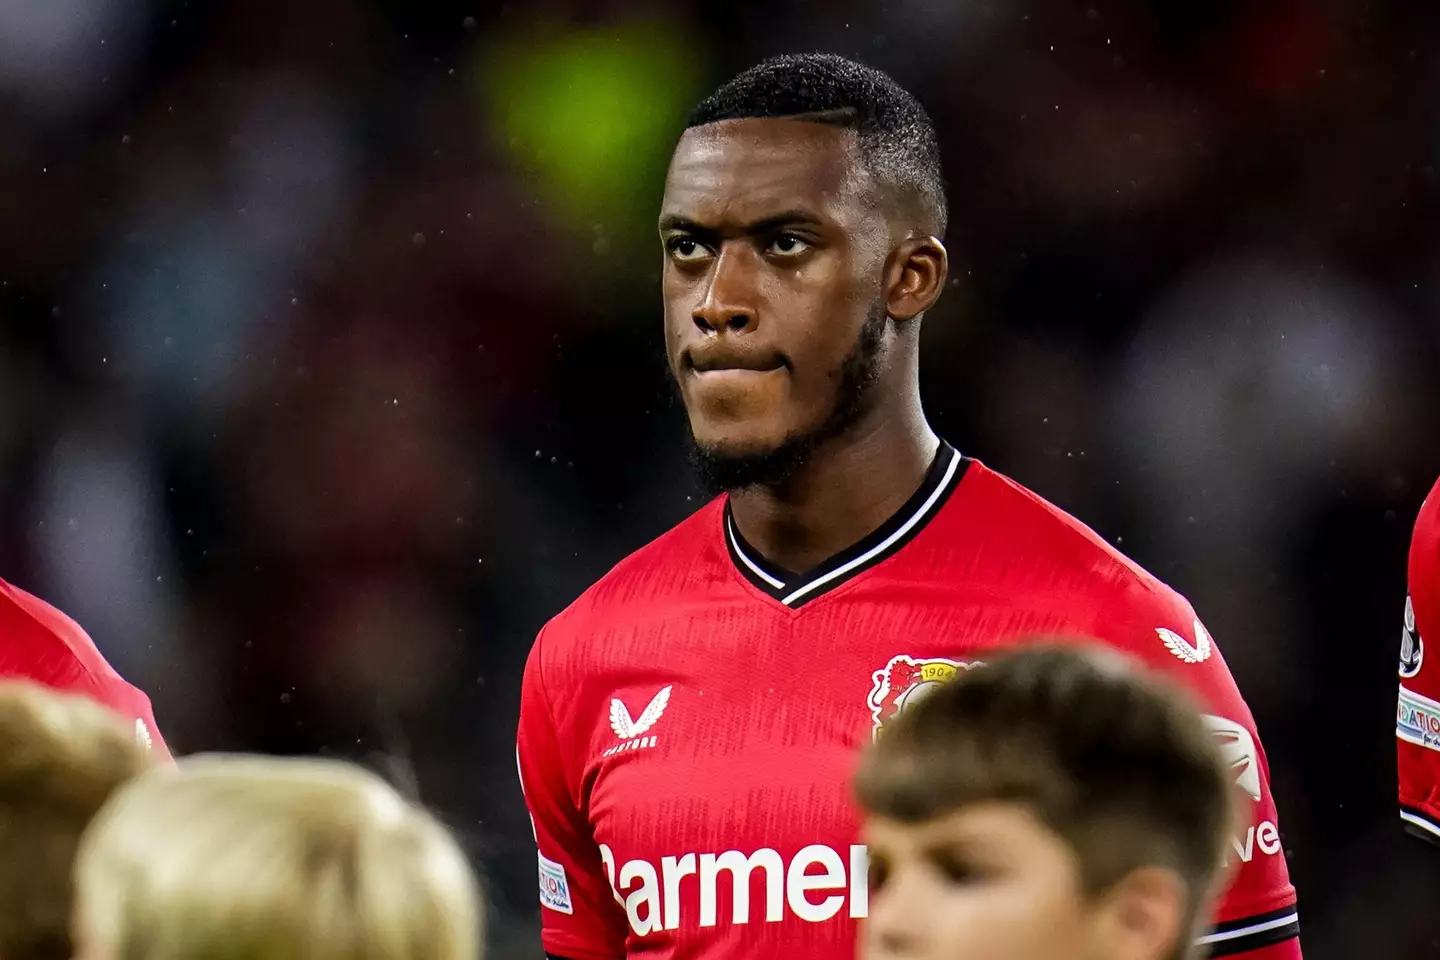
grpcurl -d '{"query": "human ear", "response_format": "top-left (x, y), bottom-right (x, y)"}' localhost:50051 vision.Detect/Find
top-left (1089, 867), bottom-right (1188, 960)
top-left (884, 235), bottom-right (947, 322)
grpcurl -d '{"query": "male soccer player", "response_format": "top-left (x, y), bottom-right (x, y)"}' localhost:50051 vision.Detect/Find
top-left (0, 576), bottom-right (167, 757)
top-left (857, 644), bottom-right (1234, 960)
top-left (1397, 475), bottom-right (1440, 842)
top-left (516, 53), bottom-right (1300, 960)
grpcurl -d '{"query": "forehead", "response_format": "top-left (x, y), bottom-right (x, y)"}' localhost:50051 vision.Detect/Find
top-left (866, 804), bottom-right (1060, 854)
top-left (662, 117), bottom-right (872, 226)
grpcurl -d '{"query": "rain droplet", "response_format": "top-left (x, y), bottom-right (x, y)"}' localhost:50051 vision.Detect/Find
top-left (280, 692), bottom-right (293, 705)
top-left (463, 16), bottom-right (477, 30)
top-left (412, 231), bottom-right (426, 246)
top-left (120, 134), bottom-right (131, 145)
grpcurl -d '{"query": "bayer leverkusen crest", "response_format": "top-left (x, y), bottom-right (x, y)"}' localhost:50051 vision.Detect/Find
top-left (868, 655), bottom-right (979, 739)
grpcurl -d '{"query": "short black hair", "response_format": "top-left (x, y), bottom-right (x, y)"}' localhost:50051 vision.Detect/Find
top-left (686, 53), bottom-right (947, 236)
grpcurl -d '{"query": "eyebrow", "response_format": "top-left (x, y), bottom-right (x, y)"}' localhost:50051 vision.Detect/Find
top-left (657, 209), bottom-right (825, 236)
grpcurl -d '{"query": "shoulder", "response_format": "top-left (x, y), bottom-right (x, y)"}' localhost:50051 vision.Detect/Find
top-left (0, 578), bottom-right (108, 673)
top-left (956, 462), bottom-right (1218, 677)
top-left (535, 499), bottom-right (725, 655)
top-left (961, 461), bottom-right (1188, 617)
top-left (1414, 476), bottom-right (1440, 568)
top-left (1411, 477), bottom-right (1440, 621)
top-left (0, 577), bottom-right (138, 696)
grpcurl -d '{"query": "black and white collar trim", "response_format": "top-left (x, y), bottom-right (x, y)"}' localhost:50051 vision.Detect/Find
top-left (724, 442), bottom-right (968, 608)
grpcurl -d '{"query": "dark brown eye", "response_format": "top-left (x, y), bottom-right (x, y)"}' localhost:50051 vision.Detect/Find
top-left (768, 234), bottom-right (809, 257)
top-left (933, 851), bottom-right (985, 886)
top-left (666, 237), bottom-right (709, 262)
top-left (867, 857), bottom-right (890, 893)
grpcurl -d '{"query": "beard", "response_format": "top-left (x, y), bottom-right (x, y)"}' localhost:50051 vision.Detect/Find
top-left (685, 304), bottom-right (888, 495)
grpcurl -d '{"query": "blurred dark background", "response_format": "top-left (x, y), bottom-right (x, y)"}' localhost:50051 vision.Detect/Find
top-left (2, 0), bottom-right (1439, 955)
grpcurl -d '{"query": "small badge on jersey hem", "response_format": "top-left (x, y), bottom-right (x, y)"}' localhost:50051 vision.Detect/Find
top-left (1157, 619), bottom-right (1212, 664)
top-left (1401, 595), bottom-right (1424, 679)
top-left (538, 851), bottom-right (574, 914)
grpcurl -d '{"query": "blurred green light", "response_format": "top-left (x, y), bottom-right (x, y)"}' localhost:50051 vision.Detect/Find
top-left (482, 21), bottom-right (703, 225)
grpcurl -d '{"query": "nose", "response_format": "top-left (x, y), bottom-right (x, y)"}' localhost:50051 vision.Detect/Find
top-left (692, 245), bottom-right (757, 335)
top-left (864, 881), bottom-right (924, 959)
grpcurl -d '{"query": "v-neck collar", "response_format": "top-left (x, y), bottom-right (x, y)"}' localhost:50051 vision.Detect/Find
top-left (723, 441), bottom-right (968, 609)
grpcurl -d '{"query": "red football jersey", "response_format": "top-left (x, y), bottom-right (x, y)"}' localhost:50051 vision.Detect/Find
top-left (1398, 475), bottom-right (1440, 842)
top-left (0, 577), bottom-right (169, 759)
top-left (518, 445), bottom-right (1300, 960)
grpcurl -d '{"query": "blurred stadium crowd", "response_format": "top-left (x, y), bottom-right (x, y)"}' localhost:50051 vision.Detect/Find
top-left (2, 1), bottom-right (1439, 956)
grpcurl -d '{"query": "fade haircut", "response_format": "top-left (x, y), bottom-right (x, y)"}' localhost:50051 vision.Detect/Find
top-left (856, 644), bottom-right (1234, 960)
top-left (686, 53), bottom-right (947, 236)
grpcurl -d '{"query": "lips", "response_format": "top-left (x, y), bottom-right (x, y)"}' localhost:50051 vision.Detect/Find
top-left (686, 346), bottom-right (787, 375)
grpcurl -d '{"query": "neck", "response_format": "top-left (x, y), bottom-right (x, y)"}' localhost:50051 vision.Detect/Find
top-left (727, 388), bottom-right (937, 574)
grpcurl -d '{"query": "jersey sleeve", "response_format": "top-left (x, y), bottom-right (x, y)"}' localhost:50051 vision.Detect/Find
top-left (517, 628), bottom-right (628, 960)
top-left (87, 675), bottom-right (171, 761)
top-left (1397, 479), bottom-right (1440, 843)
top-left (0, 580), bottom-right (171, 760)
top-left (1108, 587), bottom-right (1302, 959)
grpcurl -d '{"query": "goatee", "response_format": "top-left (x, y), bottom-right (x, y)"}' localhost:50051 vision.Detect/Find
top-left (686, 305), bottom-right (888, 495)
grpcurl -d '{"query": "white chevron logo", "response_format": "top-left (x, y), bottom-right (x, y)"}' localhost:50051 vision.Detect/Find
top-left (609, 686), bottom-right (672, 740)
top-left (1203, 714), bottom-right (1262, 802)
top-left (1157, 619), bottom-right (1213, 664)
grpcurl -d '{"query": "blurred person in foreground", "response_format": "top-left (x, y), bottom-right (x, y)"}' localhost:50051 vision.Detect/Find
top-left (0, 681), bottom-right (154, 960)
top-left (74, 754), bottom-right (483, 960)
top-left (1397, 476), bottom-right (1440, 842)
top-left (856, 644), bottom-right (1235, 960)
top-left (516, 53), bottom-right (1299, 960)
top-left (73, 754), bottom-right (483, 960)
top-left (0, 577), bottom-right (167, 757)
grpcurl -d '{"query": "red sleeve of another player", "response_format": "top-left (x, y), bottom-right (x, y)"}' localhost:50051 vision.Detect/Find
top-left (1112, 591), bottom-right (1301, 958)
top-left (89, 677), bottom-right (172, 762)
top-left (1398, 480), bottom-right (1440, 844)
top-left (0, 582), bottom-right (171, 760)
top-left (517, 629), bottom-right (627, 960)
